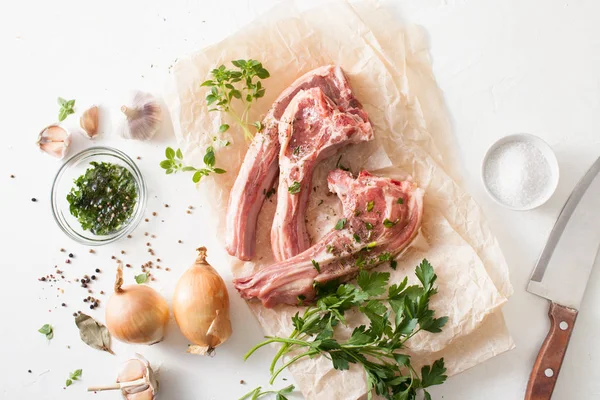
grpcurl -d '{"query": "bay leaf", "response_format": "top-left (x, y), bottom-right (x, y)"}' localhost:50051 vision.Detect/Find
top-left (74, 313), bottom-right (114, 355)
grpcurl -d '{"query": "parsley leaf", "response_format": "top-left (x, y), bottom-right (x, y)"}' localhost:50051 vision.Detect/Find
top-left (383, 218), bottom-right (397, 228)
top-left (357, 270), bottom-right (389, 296)
top-left (421, 359), bottom-right (447, 388)
top-left (311, 260), bottom-right (321, 273)
top-left (366, 200), bottom-right (374, 212)
top-left (38, 324), bottom-right (53, 340)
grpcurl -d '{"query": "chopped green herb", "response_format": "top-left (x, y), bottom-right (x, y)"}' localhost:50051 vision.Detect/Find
top-left (219, 123), bottom-right (230, 133)
top-left (356, 253), bottom-right (366, 267)
top-left (334, 218), bottom-right (347, 230)
top-left (311, 260), bottom-right (321, 273)
top-left (353, 233), bottom-right (361, 243)
top-left (38, 324), bottom-right (53, 340)
top-left (265, 188), bottom-right (276, 198)
top-left (390, 260), bottom-right (398, 270)
top-left (66, 162), bottom-right (137, 235)
top-left (293, 146), bottom-right (301, 156)
top-left (317, 199), bottom-right (324, 206)
top-left (378, 252), bottom-right (392, 262)
top-left (397, 197), bottom-right (404, 204)
top-left (354, 209), bottom-right (361, 217)
top-left (288, 181), bottom-right (301, 194)
top-left (365, 222), bottom-right (373, 230)
top-left (326, 245), bottom-right (335, 253)
top-left (366, 201), bottom-right (374, 212)
top-left (383, 218), bottom-right (397, 228)
top-left (366, 241), bottom-right (377, 249)
top-left (135, 272), bottom-right (149, 284)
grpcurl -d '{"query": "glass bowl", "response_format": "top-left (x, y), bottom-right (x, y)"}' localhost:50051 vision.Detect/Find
top-left (51, 146), bottom-right (147, 245)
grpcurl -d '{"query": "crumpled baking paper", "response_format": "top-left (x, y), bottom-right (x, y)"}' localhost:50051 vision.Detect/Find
top-left (168, 1), bottom-right (514, 399)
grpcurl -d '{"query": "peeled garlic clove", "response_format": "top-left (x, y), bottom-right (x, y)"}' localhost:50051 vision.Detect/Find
top-left (80, 105), bottom-right (99, 138)
top-left (119, 91), bottom-right (162, 141)
top-left (117, 354), bottom-right (158, 400)
top-left (37, 124), bottom-right (71, 159)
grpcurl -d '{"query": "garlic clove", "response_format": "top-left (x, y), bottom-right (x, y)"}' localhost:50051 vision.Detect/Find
top-left (118, 91), bottom-right (162, 141)
top-left (80, 105), bottom-right (99, 138)
top-left (37, 124), bottom-right (71, 159)
top-left (117, 355), bottom-right (158, 400)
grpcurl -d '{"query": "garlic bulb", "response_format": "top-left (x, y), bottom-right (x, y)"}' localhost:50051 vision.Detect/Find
top-left (105, 263), bottom-right (169, 345)
top-left (118, 91), bottom-right (162, 141)
top-left (37, 124), bottom-right (71, 159)
top-left (80, 105), bottom-right (99, 138)
top-left (173, 247), bottom-right (232, 355)
top-left (87, 354), bottom-right (158, 399)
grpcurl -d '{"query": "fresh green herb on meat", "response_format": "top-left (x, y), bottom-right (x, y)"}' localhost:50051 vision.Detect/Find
top-left (201, 59), bottom-right (270, 141)
top-left (397, 198), bottom-right (404, 204)
top-left (244, 260), bottom-right (448, 400)
top-left (239, 384), bottom-right (295, 400)
top-left (390, 260), bottom-right (398, 270)
top-left (288, 181), bottom-right (301, 194)
top-left (378, 252), bottom-right (392, 262)
top-left (312, 260), bottom-right (321, 273)
top-left (38, 324), bottom-right (53, 340)
top-left (365, 222), bottom-right (373, 230)
top-left (366, 201), bottom-right (375, 212)
top-left (57, 97), bottom-right (76, 121)
top-left (66, 162), bottom-right (137, 235)
top-left (366, 241), bottom-right (378, 249)
top-left (265, 187), bottom-right (276, 198)
top-left (334, 218), bottom-right (347, 230)
top-left (383, 218), bottom-right (397, 228)
top-left (353, 233), bottom-right (361, 243)
top-left (65, 369), bottom-right (82, 388)
top-left (160, 146), bottom-right (226, 184)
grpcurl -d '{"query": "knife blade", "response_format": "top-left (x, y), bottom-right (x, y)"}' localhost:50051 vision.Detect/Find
top-left (525, 156), bottom-right (600, 400)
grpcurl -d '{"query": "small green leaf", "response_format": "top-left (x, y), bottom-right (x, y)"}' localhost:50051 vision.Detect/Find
top-left (192, 171), bottom-right (202, 183)
top-left (365, 222), bottom-right (373, 230)
top-left (58, 109), bottom-right (68, 122)
top-left (58, 97), bottom-right (67, 106)
top-left (288, 181), bottom-right (301, 194)
top-left (200, 79), bottom-right (214, 87)
top-left (391, 260), bottom-right (398, 270)
top-left (397, 197), bottom-right (404, 204)
top-left (213, 168), bottom-right (226, 174)
top-left (353, 233), bottom-right (361, 243)
top-left (166, 169), bottom-right (174, 174)
top-left (203, 147), bottom-right (216, 167)
top-left (219, 124), bottom-right (230, 133)
top-left (176, 148), bottom-right (183, 159)
top-left (182, 166), bottom-right (196, 172)
top-left (66, 99), bottom-right (76, 108)
top-left (334, 218), bottom-right (347, 230)
top-left (135, 273), bottom-right (149, 284)
top-left (38, 324), bottom-right (52, 335)
top-left (66, 379), bottom-right (72, 387)
top-left (165, 147), bottom-right (175, 160)
top-left (160, 160), bottom-right (172, 169)
top-left (383, 218), bottom-right (396, 228)
top-left (312, 260), bottom-right (321, 273)
top-left (366, 201), bottom-right (374, 212)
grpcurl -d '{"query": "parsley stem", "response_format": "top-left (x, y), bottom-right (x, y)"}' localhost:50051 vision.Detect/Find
top-left (269, 349), bottom-right (317, 384)
top-left (244, 337), bottom-right (309, 361)
top-left (226, 110), bottom-right (253, 140)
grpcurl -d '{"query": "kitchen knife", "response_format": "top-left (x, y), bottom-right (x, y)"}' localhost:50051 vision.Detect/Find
top-left (525, 156), bottom-right (600, 400)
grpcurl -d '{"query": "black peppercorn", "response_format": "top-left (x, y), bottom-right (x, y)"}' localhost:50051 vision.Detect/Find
top-left (31, 198), bottom-right (37, 202)
top-left (90, 304), bottom-right (95, 309)
top-left (83, 298), bottom-right (88, 302)
top-left (91, 275), bottom-right (96, 280)
top-left (68, 253), bottom-right (74, 258)
top-left (95, 268), bottom-right (100, 273)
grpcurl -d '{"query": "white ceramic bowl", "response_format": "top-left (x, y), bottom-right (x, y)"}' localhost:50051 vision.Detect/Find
top-left (481, 133), bottom-right (559, 211)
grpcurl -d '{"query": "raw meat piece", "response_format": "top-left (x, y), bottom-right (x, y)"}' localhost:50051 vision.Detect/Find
top-left (225, 66), bottom-right (364, 261)
top-left (271, 88), bottom-right (373, 262)
top-left (234, 170), bottom-right (424, 307)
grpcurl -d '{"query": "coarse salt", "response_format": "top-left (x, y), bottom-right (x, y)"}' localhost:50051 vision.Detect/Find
top-left (484, 140), bottom-right (552, 209)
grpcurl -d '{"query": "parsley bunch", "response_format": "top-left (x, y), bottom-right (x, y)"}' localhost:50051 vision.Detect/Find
top-left (239, 384), bottom-right (295, 400)
top-left (160, 146), bottom-right (226, 183)
top-left (244, 260), bottom-right (448, 400)
top-left (201, 59), bottom-right (270, 140)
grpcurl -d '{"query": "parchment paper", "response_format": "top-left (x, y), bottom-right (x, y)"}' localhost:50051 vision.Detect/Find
top-left (168, 1), bottom-right (515, 399)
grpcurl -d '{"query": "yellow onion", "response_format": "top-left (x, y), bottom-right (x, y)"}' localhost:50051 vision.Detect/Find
top-left (173, 247), bottom-right (232, 355)
top-left (106, 263), bottom-right (169, 345)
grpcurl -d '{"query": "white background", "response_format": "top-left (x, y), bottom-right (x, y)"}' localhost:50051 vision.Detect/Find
top-left (1, 0), bottom-right (600, 399)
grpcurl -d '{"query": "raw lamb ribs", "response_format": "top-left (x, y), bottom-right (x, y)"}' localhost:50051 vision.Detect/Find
top-left (234, 170), bottom-right (425, 307)
top-left (225, 66), bottom-right (365, 261)
top-left (271, 87), bottom-right (373, 262)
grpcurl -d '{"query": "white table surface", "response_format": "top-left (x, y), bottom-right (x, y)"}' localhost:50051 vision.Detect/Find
top-left (2, 0), bottom-right (600, 399)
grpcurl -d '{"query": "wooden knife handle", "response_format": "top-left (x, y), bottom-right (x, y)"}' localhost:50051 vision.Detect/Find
top-left (525, 302), bottom-right (578, 400)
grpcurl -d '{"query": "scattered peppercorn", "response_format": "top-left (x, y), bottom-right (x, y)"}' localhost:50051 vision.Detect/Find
top-left (91, 275), bottom-right (96, 280)
top-left (82, 283), bottom-right (87, 288)
top-left (121, 250), bottom-right (125, 254)
top-left (100, 291), bottom-right (105, 295)
top-left (178, 240), bottom-right (182, 243)
top-left (137, 156), bottom-right (141, 160)
top-left (111, 255), bottom-right (116, 260)
top-left (83, 298), bottom-right (88, 303)
top-left (145, 218), bottom-right (149, 222)
top-left (31, 198), bottom-right (37, 202)
top-left (186, 210), bottom-right (191, 214)
top-left (10, 175), bottom-right (15, 179)
top-left (95, 268), bottom-right (100, 273)
top-left (90, 304), bottom-right (95, 309)
top-left (126, 263), bottom-right (131, 268)
top-left (165, 267), bottom-right (170, 271)
top-left (152, 212), bottom-right (157, 216)
top-left (65, 259), bottom-right (71, 264)
top-left (240, 380), bottom-right (245, 384)
top-left (68, 253), bottom-right (74, 258)
top-left (89, 249), bottom-right (95, 254)
top-left (60, 248), bottom-right (65, 252)
top-left (188, 205), bottom-right (193, 209)
top-left (72, 313), bottom-right (77, 317)
top-left (28, 370), bottom-right (32, 373)
top-left (61, 303), bottom-right (66, 307)
top-left (151, 235), bottom-right (156, 239)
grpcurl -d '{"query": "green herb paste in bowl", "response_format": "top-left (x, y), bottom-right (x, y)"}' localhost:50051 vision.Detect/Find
top-left (52, 147), bottom-right (146, 245)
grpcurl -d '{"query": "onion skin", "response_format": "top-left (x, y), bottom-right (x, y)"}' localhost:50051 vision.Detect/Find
top-left (106, 264), bottom-right (170, 345)
top-left (173, 247), bottom-right (232, 355)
